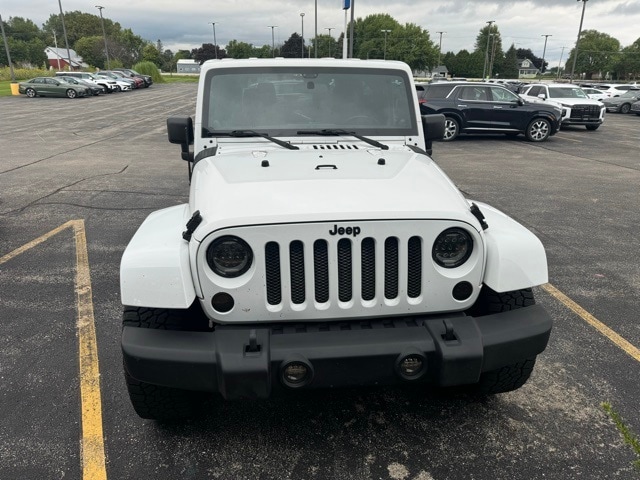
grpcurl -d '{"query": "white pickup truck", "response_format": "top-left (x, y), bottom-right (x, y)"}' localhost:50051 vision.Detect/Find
top-left (120, 58), bottom-right (552, 420)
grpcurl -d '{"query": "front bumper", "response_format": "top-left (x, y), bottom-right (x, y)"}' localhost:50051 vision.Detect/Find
top-left (122, 305), bottom-right (552, 400)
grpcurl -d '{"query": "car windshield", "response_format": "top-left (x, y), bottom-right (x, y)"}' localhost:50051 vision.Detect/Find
top-left (548, 87), bottom-right (588, 99)
top-left (202, 66), bottom-right (417, 137)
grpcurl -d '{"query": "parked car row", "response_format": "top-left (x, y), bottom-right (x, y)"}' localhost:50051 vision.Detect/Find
top-left (415, 79), bottom-right (640, 142)
top-left (17, 68), bottom-right (152, 99)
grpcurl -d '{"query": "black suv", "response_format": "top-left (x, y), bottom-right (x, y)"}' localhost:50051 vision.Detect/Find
top-left (419, 82), bottom-right (562, 142)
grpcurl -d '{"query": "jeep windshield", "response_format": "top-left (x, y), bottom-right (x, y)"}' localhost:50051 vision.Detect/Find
top-left (201, 66), bottom-right (417, 138)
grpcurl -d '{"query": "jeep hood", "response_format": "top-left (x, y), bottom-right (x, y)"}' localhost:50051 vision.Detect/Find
top-left (189, 148), bottom-right (477, 241)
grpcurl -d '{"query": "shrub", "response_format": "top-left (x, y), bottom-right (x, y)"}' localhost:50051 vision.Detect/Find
top-left (0, 67), bottom-right (53, 82)
top-left (132, 61), bottom-right (164, 84)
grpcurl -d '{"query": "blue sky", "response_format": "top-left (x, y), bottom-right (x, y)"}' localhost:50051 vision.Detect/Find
top-left (4, 0), bottom-right (640, 66)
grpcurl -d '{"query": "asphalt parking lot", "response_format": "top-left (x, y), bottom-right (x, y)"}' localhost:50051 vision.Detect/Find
top-left (1, 83), bottom-right (639, 480)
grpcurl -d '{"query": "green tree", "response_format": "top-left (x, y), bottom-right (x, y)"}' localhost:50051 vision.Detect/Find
top-left (565, 30), bottom-right (621, 80)
top-left (191, 43), bottom-right (226, 63)
top-left (0, 16), bottom-right (47, 67)
top-left (475, 23), bottom-right (504, 78)
top-left (112, 28), bottom-right (146, 67)
top-left (226, 40), bottom-right (255, 59)
top-left (503, 44), bottom-right (519, 79)
top-left (74, 35), bottom-right (106, 68)
top-left (312, 34), bottom-right (338, 58)
top-left (612, 37), bottom-right (640, 80)
top-left (280, 33), bottom-right (306, 58)
top-left (142, 43), bottom-right (162, 66)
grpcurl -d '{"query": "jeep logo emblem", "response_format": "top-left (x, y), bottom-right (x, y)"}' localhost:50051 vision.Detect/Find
top-left (329, 224), bottom-right (361, 237)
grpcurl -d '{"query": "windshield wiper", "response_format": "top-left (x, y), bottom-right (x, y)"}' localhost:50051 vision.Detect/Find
top-left (297, 129), bottom-right (389, 150)
top-left (205, 129), bottom-right (299, 150)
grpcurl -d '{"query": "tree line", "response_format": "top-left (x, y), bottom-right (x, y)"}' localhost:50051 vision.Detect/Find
top-left (2, 12), bottom-right (639, 80)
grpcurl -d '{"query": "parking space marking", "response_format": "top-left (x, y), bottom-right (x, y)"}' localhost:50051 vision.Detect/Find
top-left (0, 220), bottom-right (107, 480)
top-left (543, 283), bottom-right (640, 363)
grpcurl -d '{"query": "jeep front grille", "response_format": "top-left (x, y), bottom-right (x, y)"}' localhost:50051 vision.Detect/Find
top-left (265, 236), bottom-right (423, 306)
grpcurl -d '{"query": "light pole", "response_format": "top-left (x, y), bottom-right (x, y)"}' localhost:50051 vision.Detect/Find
top-left (314, 0), bottom-right (318, 58)
top-left (208, 22), bottom-right (218, 59)
top-left (435, 31), bottom-right (445, 66)
top-left (300, 13), bottom-right (305, 59)
top-left (482, 20), bottom-right (495, 79)
top-left (540, 34), bottom-right (552, 74)
top-left (325, 27), bottom-right (335, 57)
top-left (268, 25), bottom-right (277, 57)
top-left (381, 29), bottom-right (391, 60)
top-left (557, 46), bottom-right (566, 80)
top-left (95, 6), bottom-right (110, 69)
top-left (570, 0), bottom-right (588, 83)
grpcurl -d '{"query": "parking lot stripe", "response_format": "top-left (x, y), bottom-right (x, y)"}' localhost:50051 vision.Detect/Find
top-left (0, 221), bottom-right (107, 480)
top-left (542, 283), bottom-right (640, 363)
top-left (73, 220), bottom-right (108, 480)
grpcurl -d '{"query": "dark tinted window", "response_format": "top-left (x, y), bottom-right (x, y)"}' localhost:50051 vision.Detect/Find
top-left (527, 86), bottom-right (543, 96)
top-left (422, 84), bottom-right (455, 99)
top-left (458, 86), bottom-right (488, 101)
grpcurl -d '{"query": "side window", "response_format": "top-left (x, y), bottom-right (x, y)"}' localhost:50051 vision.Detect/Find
top-left (458, 86), bottom-right (488, 101)
top-left (490, 87), bottom-right (519, 102)
top-left (527, 86), bottom-right (542, 97)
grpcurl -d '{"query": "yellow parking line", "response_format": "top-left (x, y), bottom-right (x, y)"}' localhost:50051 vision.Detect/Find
top-left (73, 220), bottom-right (108, 480)
top-left (0, 221), bottom-right (107, 480)
top-left (542, 283), bottom-right (640, 363)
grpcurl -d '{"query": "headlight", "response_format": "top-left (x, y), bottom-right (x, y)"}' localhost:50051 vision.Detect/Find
top-left (206, 235), bottom-right (253, 277)
top-left (432, 228), bottom-right (473, 268)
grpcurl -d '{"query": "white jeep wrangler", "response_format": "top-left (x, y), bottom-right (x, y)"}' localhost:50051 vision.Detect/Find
top-left (120, 58), bottom-right (552, 420)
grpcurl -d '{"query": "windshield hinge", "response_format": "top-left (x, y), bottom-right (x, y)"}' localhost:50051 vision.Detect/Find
top-left (470, 203), bottom-right (488, 230)
top-left (182, 210), bottom-right (202, 241)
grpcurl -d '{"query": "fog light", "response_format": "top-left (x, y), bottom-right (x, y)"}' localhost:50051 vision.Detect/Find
top-left (400, 355), bottom-right (424, 377)
top-left (395, 353), bottom-right (426, 380)
top-left (211, 292), bottom-right (234, 313)
top-left (452, 281), bottom-right (473, 301)
top-left (281, 359), bottom-right (313, 388)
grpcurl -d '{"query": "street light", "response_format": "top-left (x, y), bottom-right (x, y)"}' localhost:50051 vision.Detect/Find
top-left (324, 27), bottom-right (335, 57)
top-left (570, 0), bottom-right (588, 83)
top-left (482, 20), bottom-right (495, 79)
top-left (540, 34), bottom-right (552, 74)
top-left (268, 25), bottom-right (278, 57)
top-left (381, 29), bottom-right (391, 60)
top-left (208, 22), bottom-right (218, 59)
top-left (435, 31), bottom-right (446, 67)
top-left (95, 5), bottom-right (110, 69)
top-left (300, 13), bottom-right (305, 58)
top-left (488, 33), bottom-right (499, 79)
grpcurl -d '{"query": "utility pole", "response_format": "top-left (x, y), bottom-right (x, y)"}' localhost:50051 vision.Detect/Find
top-left (314, 0), bottom-right (318, 58)
top-left (570, 0), bottom-right (588, 83)
top-left (540, 34), bottom-right (552, 74)
top-left (95, 6), bottom-right (110, 69)
top-left (0, 13), bottom-right (16, 82)
top-left (482, 20), bottom-right (495, 79)
top-left (381, 29), bottom-right (391, 60)
top-left (57, 0), bottom-right (73, 71)
top-left (300, 13), bottom-right (305, 59)
top-left (208, 22), bottom-right (218, 59)
top-left (435, 31), bottom-right (445, 66)
top-left (557, 46), bottom-right (566, 80)
top-left (348, 0), bottom-right (355, 58)
top-left (325, 27), bottom-right (335, 57)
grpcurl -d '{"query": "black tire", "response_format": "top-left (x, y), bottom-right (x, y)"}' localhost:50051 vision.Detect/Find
top-left (467, 287), bottom-right (538, 394)
top-left (122, 304), bottom-right (210, 420)
top-left (586, 124), bottom-right (600, 131)
top-left (442, 117), bottom-right (459, 141)
top-left (525, 117), bottom-right (551, 142)
top-left (66, 89), bottom-right (77, 99)
top-left (25, 88), bottom-right (36, 98)
top-left (619, 103), bottom-right (631, 114)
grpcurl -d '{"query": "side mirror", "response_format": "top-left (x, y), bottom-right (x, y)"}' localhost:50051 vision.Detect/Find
top-left (167, 116), bottom-right (194, 162)
top-left (421, 114), bottom-right (445, 156)
top-left (421, 114), bottom-right (445, 140)
top-left (537, 93), bottom-right (547, 100)
top-left (518, 98), bottom-right (525, 106)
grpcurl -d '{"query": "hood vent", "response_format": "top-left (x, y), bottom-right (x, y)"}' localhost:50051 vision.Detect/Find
top-left (311, 144), bottom-right (360, 150)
